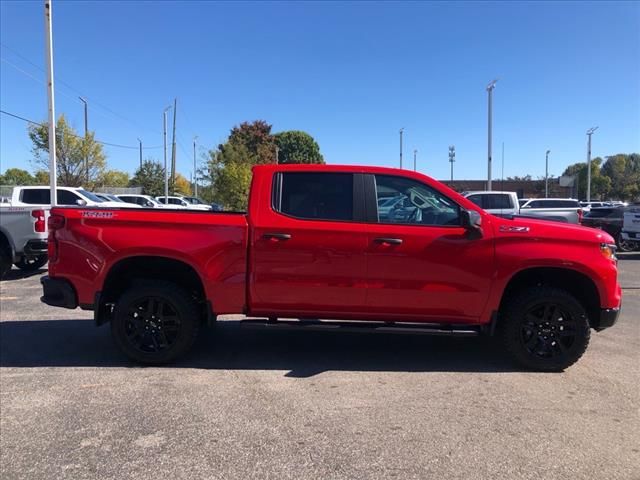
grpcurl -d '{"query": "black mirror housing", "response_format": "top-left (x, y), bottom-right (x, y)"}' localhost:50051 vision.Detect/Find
top-left (461, 209), bottom-right (482, 230)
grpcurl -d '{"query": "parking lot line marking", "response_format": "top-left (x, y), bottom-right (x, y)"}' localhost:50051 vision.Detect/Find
top-left (1, 296), bottom-right (18, 300)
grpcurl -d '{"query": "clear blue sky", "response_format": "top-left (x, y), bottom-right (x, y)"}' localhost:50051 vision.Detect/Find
top-left (1, 1), bottom-right (639, 181)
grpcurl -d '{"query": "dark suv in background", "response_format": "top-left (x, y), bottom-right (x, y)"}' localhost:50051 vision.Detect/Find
top-left (582, 207), bottom-right (636, 251)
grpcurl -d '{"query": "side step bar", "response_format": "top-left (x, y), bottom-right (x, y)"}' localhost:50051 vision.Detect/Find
top-left (240, 319), bottom-right (480, 337)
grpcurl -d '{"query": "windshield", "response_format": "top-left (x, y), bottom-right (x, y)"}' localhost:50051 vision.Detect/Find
top-left (183, 196), bottom-right (205, 204)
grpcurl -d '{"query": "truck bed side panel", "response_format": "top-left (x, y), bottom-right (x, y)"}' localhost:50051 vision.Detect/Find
top-left (48, 208), bottom-right (248, 313)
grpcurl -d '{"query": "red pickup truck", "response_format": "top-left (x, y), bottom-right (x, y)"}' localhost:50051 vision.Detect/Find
top-left (41, 164), bottom-right (622, 370)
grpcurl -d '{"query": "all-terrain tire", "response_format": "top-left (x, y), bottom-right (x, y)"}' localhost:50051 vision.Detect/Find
top-left (500, 287), bottom-right (591, 372)
top-left (0, 246), bottom-right (11, 279)
top-left (111, 280), bottom-right (201, 364)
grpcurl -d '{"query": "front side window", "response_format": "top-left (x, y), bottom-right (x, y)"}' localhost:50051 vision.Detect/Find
top-left (374, 175), bottom-right (460, 226)
top-left (57, 190), bottom-right (81, 205)
top-left (274, 172), bottom-right (354, 221)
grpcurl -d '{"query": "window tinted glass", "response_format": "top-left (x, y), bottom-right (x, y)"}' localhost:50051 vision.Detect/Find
top-left (58, 190), bottom-right (81, 205)
top-left (375, 175), bottom-right (460, 226)
top-left (276, 172), bottom-right (353, 221)
top-left (77, 190), bottom-right (103, 202)
top-left (487, 194), bottom-right (513, 209)
top-left (467, 194), bottom-right (485, 208)
top-left (21, 189), bottom-right (49, 204)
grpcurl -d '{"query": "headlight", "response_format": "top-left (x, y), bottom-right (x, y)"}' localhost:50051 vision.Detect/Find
top-left (600, 243), bottom-right (617, 261)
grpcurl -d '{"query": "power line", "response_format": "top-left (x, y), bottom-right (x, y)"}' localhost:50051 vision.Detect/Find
top-left (0, 109), bottom-right (162, 150)
top-left (0, 42), bottom-right (162, 136)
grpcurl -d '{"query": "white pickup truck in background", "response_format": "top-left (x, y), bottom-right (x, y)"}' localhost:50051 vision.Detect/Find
top-left (10, 186), bottom-right (141, 208)
top-left (0, 204), bottom-right (50, 278)
top-left (621, 205), bottom-right (640, 249)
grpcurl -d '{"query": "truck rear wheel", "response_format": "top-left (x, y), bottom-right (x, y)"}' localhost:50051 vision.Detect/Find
top-left (500, 287), bottom-right (590, 371)
top-left (111, 281), bottom-right (201, 364)
top-left (14, 254), bottom-right (48, 271)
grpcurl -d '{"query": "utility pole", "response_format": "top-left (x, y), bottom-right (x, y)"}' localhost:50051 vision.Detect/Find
top-left (545, 150), bottom-right (551, 198)
top-left (413, 149), bottom-right (417, 171)
top-left (275, 144), bottom-right (279, 164)
top-left (79, 96), bottom-right (88, 183)
top-left (137, 138), bottom-right (142, 169)
top-left (193, 136), bottom-right (198, 197)
top-left (448, 145), bottom-right (456, 182)
top-left (586, 127), bottom-right (598, 202)
top-left (486, 79), bottom-right (498, 190)
top-left (44, 0), bottom-right (57, 206)
top-left (399, 128), bottom-right (404, 168)
top-left (170, 98), bottom-right (177, 193)
top-left (163, 105), bottom-right (172, 202)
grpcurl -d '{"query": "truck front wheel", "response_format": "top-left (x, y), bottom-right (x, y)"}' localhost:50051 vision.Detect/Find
top-left (500, 287), bottom-right (591, 371)
top-left (111, 281), bottom-right (201, 364)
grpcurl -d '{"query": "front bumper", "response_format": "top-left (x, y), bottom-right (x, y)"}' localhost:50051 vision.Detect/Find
top-left (593, 307), bottom-right (621, 331)
top-left (40, 276), bottom-right (77, 309)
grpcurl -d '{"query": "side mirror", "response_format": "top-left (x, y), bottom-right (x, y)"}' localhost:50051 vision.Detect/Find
top-left (461, 209), bottom-right (482, 231)
top-left (76, 199), bottom-right (87, 206)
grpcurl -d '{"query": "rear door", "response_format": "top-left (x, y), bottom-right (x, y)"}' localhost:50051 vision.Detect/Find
top-left (249, 171), bottom-right (369, 317)
top-left (365, 174), bottom-right (495, 322)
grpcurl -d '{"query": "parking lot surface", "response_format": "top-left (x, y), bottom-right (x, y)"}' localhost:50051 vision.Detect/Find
top-left (1, 255), bottom-right (639, 480)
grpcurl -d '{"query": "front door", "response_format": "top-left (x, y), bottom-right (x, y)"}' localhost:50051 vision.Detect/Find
top-left (365, 174), bottom-right (495, 323)
top-left (250, 171), bottom-right (369, 318)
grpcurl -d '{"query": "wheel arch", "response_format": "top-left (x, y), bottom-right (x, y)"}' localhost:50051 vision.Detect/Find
top-left (498, 267), bottom-right (601, 329)
top-left (98, 255), bottom-right (208, 326)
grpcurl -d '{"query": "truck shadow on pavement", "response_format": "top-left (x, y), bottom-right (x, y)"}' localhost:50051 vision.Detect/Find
top-left (1, 268), bottom-right (47, 281)
top-left (0, 319), bottom-right (522, 377)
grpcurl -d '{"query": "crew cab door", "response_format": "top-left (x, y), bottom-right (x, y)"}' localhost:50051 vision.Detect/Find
top-left (364, 174), bottom-right (495, 322)
top-left (249, 171), bottom-right (368, 317)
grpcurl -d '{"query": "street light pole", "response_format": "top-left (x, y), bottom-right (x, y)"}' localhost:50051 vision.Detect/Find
top-left (399, 128), bottom-right (404, 169)
top-left (545, 150), bottom-right (551, 198)
top-left (137, 138), bottom-right (142, 169)
top-left (163, 105), bottom-right (172, 202)
top-left (486, 79), bottom-right (498, 190)
top-left (193, 135), bottom-right (198, 197)
top-left (44, 0), bottom-right (57, 206)
top-left (413, 149), bottom-right (417, 171)
top-left (586, 127), bottom-right (598, 202)
top-left (79, 96), bottom-right (88, 183)
top-left (449, 145), bottom-right (456, 182)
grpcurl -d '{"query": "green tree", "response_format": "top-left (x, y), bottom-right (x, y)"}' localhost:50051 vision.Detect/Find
top-left (96, 169), bottom-right (130, 187)
top-left (28, 115), bottom-right (107, 187)
top-left (33, 171), bottom-right (50, 185)
top-left (0, 168), bottom-right (34, 185)
top-left (562, 158), bottom-right (611, 200)
top-left (274, 130), bottom-right (324, 164)
top-left (223, 120), bottom-right (276, 164)
top-left (130, 160), bottom-right (165, 196)
top-left (174, 173), bottom-right (192, 196)
top-left (601, 153), bottom-right (640, 201)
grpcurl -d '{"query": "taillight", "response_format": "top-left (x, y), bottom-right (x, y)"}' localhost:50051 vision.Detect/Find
top-left (32, 209), bottom-right (46, 232)
top-left (48, 214), bottom-right (65, 231)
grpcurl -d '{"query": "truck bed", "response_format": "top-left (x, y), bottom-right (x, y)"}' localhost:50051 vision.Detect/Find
top-left (48, 207), bottom-right (249, 313)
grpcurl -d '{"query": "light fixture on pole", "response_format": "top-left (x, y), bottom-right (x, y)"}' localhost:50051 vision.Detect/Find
top-left (448, 145), bottom-right (456, 182)
top-left (163, 105), bottom-right (172, 202)
top-left (545, 150), bottom-right (551, 198)
top-left (486, 79), bottom-right (498, 190)
top-left (586, 127), bottom-right (598, 202)
top-left (399, 128), bottom-right (404, 169)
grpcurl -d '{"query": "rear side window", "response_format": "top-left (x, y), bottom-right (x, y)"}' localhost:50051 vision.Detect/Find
top-left (274, 172), bottom-right (354, 221)
top-left (20, 189), bottom-right (49, 204)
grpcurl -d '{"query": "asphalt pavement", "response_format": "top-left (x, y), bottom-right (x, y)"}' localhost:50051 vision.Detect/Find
top-left (1, 255), bottom-right (639, 480)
